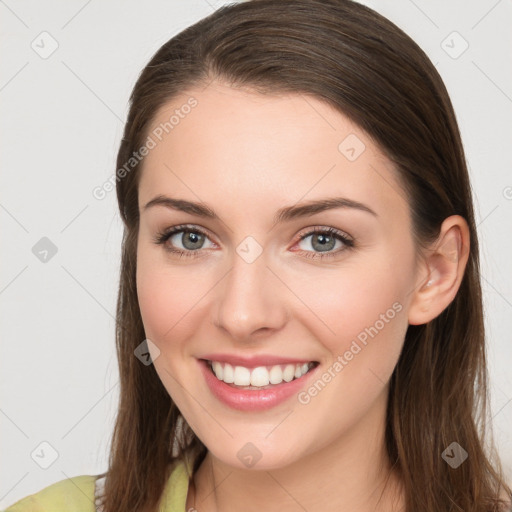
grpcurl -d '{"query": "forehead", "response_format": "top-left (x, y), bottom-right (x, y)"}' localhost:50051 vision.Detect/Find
top-left (138, 81), bottom-right (408, 220)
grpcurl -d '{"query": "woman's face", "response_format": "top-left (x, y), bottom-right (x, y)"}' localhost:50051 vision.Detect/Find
top-left (136, 81), bottom-right (419, 470)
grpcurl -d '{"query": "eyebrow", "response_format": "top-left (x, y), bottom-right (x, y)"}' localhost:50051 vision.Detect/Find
top-left (143, 195), bottom-right (377, 223)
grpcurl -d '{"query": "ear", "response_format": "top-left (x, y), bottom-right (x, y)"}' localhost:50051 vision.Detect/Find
top-left (408, 215), bottom-right (470, 326)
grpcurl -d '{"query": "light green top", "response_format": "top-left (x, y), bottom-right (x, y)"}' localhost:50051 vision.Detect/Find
top-left (3, 459), bottom-right (191, 512)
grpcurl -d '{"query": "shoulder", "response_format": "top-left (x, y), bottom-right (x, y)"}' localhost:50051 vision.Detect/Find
top-left (159, 458), bottom-right (192, 511)
top-left (94, 460), bottom-right (190, 511)
top-left (4, 460), bottom-right (191, 512)
top-left (4, 474), bottom-right (99, 512)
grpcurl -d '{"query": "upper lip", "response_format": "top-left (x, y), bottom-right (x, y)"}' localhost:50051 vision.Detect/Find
top-left (199, 353), bottom-right (317, 368)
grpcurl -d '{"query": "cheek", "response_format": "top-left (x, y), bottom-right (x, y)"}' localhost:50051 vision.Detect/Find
top-left (293, 263), bottom-right (410, 356)
top-left (291, 248), bottom-right (414, 430)
top-left (136, 250), bottom-right (209, 346)
top-left (135, 256), bottom-right (212, 411)
top-left (291, 266), bottom-right (410, 441)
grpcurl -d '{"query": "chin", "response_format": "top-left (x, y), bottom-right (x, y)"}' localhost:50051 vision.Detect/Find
top-left (204, 435), bottom-right (306, 472)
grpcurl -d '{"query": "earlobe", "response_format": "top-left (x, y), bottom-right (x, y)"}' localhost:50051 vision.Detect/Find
top-left (408, 215), bottom-right (470, 326)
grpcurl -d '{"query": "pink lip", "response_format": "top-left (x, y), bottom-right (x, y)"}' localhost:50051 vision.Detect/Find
top-left (198, 359), bottom-right (319, 412)
top-left (199, 353), bottom-right (315, 368)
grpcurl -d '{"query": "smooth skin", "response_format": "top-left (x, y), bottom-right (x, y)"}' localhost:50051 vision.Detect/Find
top-left (135, 80), bottom-right (470, 512)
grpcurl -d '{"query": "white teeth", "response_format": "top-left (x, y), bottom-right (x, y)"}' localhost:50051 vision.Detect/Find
top-left (210, 361), bottom-right (315, 388)
top-left (233, 366), bottom-right (251, 386)
top-left (212, 361), bottom-right (223, 380)
top-left (251, 366), bottom-right (270, 387)
top-left (269, 365), bottom-right (284, 384)
top-left (223, 363), bottom-right (234, 383)
top-left (282, 364), bottom-right (295, 382)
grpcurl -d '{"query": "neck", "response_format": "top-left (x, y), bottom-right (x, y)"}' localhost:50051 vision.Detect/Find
top-left (187, 389), bottom-right (404, 512)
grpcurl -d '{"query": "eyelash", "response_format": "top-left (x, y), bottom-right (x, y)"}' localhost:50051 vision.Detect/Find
top-left (153, 224), bottom-right (354, 260)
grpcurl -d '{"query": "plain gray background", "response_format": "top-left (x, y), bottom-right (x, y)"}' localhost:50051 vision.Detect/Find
top-left (1, 0), bottom-right (511, 507)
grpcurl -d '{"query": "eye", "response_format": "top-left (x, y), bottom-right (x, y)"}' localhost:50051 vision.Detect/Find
top-left (153, 224), bottom-right (215, 258)
top-left (294, 227), bottom-right (354, 259)
top-left (153, 224), bottom-right (354, 260)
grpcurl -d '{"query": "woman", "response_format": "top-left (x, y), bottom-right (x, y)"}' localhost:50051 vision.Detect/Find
top-left (6, 0), bottom-right (511, 511)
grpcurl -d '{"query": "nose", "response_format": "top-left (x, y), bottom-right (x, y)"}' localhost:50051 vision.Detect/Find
top-left (212, 250), bottom-right (289, 342)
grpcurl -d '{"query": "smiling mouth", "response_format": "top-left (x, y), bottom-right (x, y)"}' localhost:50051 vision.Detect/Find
top-left (203, 359), bottom-right (320, 390)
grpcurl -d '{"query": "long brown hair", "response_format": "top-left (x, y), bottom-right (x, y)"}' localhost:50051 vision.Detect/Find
top-left (100, 1), bottom-right (511, 510)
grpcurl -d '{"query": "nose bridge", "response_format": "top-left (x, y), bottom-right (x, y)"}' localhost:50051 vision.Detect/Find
top-left (213, 245), bottom-right (287, 340)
